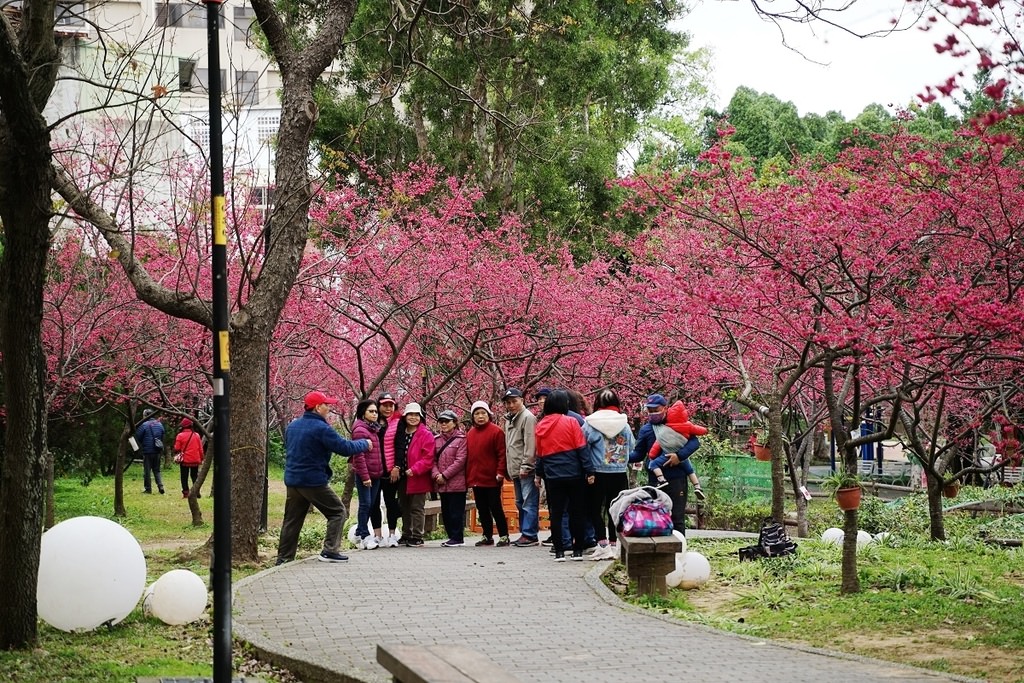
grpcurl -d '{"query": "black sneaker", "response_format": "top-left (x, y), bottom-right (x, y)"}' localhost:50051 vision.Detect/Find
top-left (495, 536), bottom-right (511, 547)
top-left (512, 536), bottom-right (539, 547)
top-left (318, 550), bottom-right (349, 563)
top-left (474, 537), bottom-right (494, 547)
top-left (274, 558), bottom-right (291, 567)
top-left (553, 552), bottom-right (566, 562)
top-left (405, 538), bottom-right (425, 547)
top-left (571, 551), bottom-right (584, 561)
top-left (693, 486), bottom-right (707, 502)
top-left (541, 536), bottom-right (554, 546)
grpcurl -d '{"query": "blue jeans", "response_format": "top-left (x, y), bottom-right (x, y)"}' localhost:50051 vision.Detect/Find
top-left (513, 475), bottom-right (540, 539)
top-left (355, 478), bottom-right (382, 539)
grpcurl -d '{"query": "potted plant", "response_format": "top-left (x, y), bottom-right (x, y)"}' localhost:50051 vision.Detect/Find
top-left (820, 470), bottom-right (863, 511)
top-left (752, 427), bottom-right (772, 461)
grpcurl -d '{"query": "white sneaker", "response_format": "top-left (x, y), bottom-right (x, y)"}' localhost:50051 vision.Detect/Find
top-left (590, 544), bottom-right (614, 561)
top-left (362, 536), bottom-right (379, 550)
top-left (386, 534), bottom-right (400, 548)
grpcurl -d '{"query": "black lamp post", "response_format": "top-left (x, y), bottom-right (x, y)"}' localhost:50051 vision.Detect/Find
top-left (201, 0), bottom-right (233, 679)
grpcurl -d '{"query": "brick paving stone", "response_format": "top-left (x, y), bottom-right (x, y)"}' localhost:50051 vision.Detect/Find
top-left (233, 534), bottom-right (982, 683)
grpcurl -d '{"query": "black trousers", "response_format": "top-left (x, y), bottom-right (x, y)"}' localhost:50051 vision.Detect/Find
top-left (587, 471), bottom-right (629, 543)
top-left (472, 485), bottom-right (508, 539)
top-left (545, 477), bottom-right (586, 554)
top-left (440, 491), bottom-right (467, 543)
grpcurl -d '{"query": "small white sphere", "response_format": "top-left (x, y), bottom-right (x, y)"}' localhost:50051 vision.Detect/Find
top-left (37, 516), bottom-right (147, 632)
top-left (665, 552), bottom-right (686, 588)
top-left (670, 529), bottom-right (688, 556)
top-left (678, 551), bottom-right (711, 590)
top-left (874, 531), bottom-right (891, 543)
top-left (148, 569), bottom-right (208, 625)
top-left (856, 530), bottom-right (875, 548)
top-left (821, 528), bottom-right (844, 545)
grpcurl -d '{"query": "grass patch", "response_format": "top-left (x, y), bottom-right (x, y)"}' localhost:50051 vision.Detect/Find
top-left (606, 524), bottom-right (1024, 682)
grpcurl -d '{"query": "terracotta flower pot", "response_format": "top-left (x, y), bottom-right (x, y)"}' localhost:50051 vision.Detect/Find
top-left (943, 483), bottom-right (960, 498)
top-left (753, 444), bottom-right (772, 461)
top-left (835, 486), bottom-right (862, 511)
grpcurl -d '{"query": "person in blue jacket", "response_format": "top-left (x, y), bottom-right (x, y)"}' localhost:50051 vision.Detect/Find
top-left (276, 390), bottom-right (374, 565)
top-left (629, 393), bottom-right (700, 535)
top-left (135, 409), bottom-right (166, 494)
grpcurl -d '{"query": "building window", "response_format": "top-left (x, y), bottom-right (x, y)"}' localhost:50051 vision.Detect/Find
top-left (157, 3), bottom-right (223, 29)
top-left (55, 1), bottom-right (85, 27)
top-left (191, 122), bottom-right (210, 150)
top-left (193, 68), bottom-right (227, 94)
top-left (256, 115), bottom-right (279, 144)
top-left (235, 70), bottom-right (259, 107)
top-left (233, 5), bottom-right (255, 42)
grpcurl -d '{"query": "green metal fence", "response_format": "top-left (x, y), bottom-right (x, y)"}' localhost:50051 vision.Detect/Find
top-left (714, 454), bottom-right (772, 502)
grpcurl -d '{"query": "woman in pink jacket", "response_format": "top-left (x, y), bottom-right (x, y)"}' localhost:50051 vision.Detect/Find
top-left (173, 417), bottom-right (204, 498)
top-left (396, 402), bottom-right (436, 547)
top-left (432, 410), bottom-right (468, 546)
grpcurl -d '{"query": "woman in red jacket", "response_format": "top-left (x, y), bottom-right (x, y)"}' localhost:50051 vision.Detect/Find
top-left (173, 417), bottom-right (205, 498)
top-left (535, 390), bottom-right (593, 561)
top-left (395, 402), bottom-right (436, 547)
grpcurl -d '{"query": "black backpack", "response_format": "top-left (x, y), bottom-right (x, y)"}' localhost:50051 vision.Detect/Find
top-left (738, 517), bottom-right (797, 561)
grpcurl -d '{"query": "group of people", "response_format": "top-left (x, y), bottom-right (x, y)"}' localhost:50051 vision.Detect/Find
top-left (276, 386), bottom-right (708, 565)
top-left (134, 409), bottom-right (205, 498)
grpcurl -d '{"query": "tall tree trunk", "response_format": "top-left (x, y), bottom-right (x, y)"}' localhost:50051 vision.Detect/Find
top-left (227, 331), bottom-right (269, 559)
top-left (840, 507), bottom-right (861, 594)
top-left (0, 100), bottom-right (55, 650)
top-left (0, 0), bottom-right (60, 635)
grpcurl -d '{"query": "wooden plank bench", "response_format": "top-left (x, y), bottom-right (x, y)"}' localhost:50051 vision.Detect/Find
top-left (377, 643), bottom-right (521, 683)
top-left (422, 498), bottom-right (476, 534)
top-left (618, 535), bottom-right (682, 598)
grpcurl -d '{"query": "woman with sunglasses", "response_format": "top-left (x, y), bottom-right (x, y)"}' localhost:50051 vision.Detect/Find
top-left (432, 410), bottom-right (468, 546)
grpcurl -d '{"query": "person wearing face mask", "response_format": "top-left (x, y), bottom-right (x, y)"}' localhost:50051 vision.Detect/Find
top-left (629, 393), bottom-right (701, 535)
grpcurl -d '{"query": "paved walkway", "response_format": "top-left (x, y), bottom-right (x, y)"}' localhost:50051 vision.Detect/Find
top-left (233, 532), bottom-right (980, 683)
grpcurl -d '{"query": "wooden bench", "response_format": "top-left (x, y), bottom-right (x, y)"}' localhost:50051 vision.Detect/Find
top-left (422, 498), bottom-right (476, 533)
top-left (377, 643), bottom-right (521, 683)
top-left (618, 535), bottom-right (682, 598)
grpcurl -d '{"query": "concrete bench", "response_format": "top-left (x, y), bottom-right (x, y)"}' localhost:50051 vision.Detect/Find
top-left (618, 535), bottom-right (682, 598)
top-left (377, 643), bottom-right (521, 683)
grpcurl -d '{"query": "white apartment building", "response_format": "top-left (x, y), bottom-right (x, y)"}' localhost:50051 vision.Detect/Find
top-left (15, 0), bottom-right (283, 207)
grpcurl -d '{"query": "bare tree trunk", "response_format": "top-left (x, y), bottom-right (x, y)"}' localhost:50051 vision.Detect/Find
top-left (840, 507), bottom-right (861, 594)
top-left (926, 472), bottom-right (947, 541)
top-left (114, 425), bottom-right (128, 518)
top-left (767, 397), bottom-right (786, 522)
top-left (44, 449), bottom-right (55, 529)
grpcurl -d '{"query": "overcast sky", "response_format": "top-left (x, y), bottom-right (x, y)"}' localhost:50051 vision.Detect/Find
top-left (676, 0), bottom-right (970, 118)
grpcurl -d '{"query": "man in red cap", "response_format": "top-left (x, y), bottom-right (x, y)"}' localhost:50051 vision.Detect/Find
top-left (276, 391), bottom-right (374, 565)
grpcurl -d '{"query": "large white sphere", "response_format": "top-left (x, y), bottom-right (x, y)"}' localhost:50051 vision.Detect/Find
top-left (37, 516), bottom-right (146, 632)
top-left (678, 551), bottom-right (711, 590)
top-left (670, 530), bottom-right (688, 556)
top-left (856, 530), bottom-right (875, 548)
top-left (665, 552), bottom-right (686, 588)
top-left (148, 570), bottom-right (208, 625)
top-left (821, 528), bottom-right (844, 545)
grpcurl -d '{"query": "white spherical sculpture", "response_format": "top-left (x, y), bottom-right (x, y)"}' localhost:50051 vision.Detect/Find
top-left (147, 570), bottom-right (208, 625)
top-left (821, 527), bottom-right (844, 545)
top-left (874, 531), bottom-right (891, 543)
top-left (856, 530), bottom-right (875, 548)
top-left (37, 516), bottom-right (146, 632)
top-left (665, 552), bottom-right (686, 589)
top-left (670, 529), bottom-right (688, 556)
top-left (678, 551), bottom-right (711, 590)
